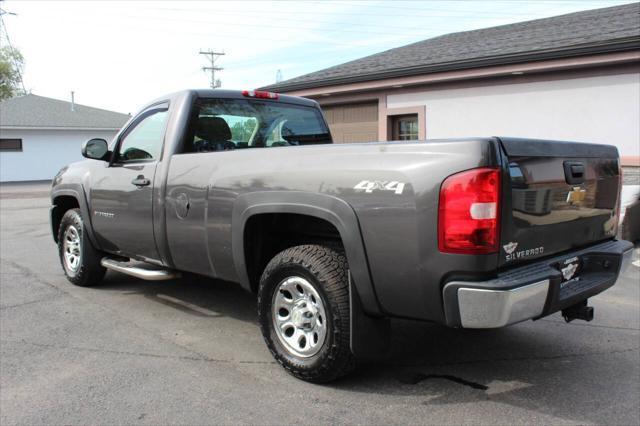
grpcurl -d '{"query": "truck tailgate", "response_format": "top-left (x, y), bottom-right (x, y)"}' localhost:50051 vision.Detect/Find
top-left (498, 137), bottom-right (621, 268)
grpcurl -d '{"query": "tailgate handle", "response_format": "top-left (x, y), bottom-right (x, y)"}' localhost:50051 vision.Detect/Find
top-left (570, 165), bottom-right (584, 177)
top-left (564, 161), bottom-right (585, 184)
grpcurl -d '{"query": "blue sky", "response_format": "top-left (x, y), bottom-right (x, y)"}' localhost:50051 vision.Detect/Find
top-left (1, 0), bottom-right (634, 113)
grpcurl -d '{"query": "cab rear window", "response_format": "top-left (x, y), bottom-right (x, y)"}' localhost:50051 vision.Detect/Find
top-left (183, 98), bottom-right (331, 153)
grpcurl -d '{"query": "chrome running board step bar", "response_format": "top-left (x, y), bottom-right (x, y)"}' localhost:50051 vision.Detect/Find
top-left (101, 258), bottom-right (180, 281)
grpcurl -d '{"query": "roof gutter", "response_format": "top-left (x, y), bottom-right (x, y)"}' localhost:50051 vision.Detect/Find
top-left (263, 37), bottom-right (640, 93)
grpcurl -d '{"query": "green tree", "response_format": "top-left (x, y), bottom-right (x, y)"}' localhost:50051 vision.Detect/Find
top-left (230, 119), bottom-right (257, 142)
top-left (0, 45), bottom-right (25, 100)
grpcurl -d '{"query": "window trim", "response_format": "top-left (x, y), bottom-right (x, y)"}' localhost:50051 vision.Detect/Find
top-left (112, 102), bottom-right (170, 165)
top-left (0, 138), bottom-right (23, 152)
top-left (392, 114), bottom-right (419, 141)
top-left (385, 105), bottom-right (426, 141)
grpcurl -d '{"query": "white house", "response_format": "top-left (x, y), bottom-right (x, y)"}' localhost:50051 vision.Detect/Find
top-left (0, 94), bottom-right (130, 182)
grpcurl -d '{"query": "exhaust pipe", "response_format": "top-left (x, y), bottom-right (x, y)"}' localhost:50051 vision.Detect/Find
top-left (562, 300), bottom-right (594, 323)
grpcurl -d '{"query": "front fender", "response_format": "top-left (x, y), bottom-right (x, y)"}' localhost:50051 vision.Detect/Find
top-left (231, 191), bottom-right (382, 316)
top-left (50, 185), bottom-right (99, 249)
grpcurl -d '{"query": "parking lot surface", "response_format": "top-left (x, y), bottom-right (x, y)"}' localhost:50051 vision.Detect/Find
top-left (1, 182), bottom-right (639, 425)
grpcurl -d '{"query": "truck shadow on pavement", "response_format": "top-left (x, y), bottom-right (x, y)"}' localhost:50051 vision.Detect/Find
top-left (95, 271), bottom-right (638, 424)
top-left (336, 320), bottom-right (638, 423)
top-left (97, 271), bottom-right (259, 324)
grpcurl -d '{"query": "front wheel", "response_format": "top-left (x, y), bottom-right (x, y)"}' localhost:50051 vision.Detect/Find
top-left (57, 208), bottom-right (106, 287)
top-left (257, 245), bottom-right (355, 383)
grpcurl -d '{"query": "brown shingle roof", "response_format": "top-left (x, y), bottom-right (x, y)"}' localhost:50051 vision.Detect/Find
top-left (263, 3), bottom-right (640, 92)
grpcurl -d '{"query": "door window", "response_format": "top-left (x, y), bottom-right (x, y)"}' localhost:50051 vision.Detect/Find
top-left (392, 115), bottom-right (419, 141)
top-left (118, 109), bottom-right (168, 162)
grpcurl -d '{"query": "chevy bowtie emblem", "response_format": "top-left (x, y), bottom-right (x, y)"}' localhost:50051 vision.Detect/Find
top-left (566, 187), bottom-right (586, 205)
top-left (503, 242), bottom-right (518, 254)
top-left (561, 263), bottom-right (579, 281)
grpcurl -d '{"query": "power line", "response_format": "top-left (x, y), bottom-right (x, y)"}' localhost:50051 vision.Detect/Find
top-left (305, 0), bottom-right (536, 17)
top-left (117, 12), bottom-right (447, 37)
top-left (52, 15), bottom-right (401, 48)
top-left (153, 4), bottom-right (547, 19)
top-left (199, 49), bottom-right (225, 89)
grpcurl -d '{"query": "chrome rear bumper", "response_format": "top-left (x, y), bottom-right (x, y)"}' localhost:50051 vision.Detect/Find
top-left (443, 239), bottom-right (634, 329)
top-left (621, 247), bottom-right (634, 274)
top-left (453, 280), bottom-right (549, 328)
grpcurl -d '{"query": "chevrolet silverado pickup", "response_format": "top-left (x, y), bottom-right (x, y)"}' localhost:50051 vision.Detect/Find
top-left (50, 89), bottom-right (634, 382)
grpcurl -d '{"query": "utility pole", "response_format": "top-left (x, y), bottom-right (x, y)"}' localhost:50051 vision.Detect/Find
top-left (199, 49), bottom-right (225, 89)
top-left (0, 3), bottom-right (25, 94)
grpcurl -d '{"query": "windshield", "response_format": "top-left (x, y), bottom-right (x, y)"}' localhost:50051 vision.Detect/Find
top-left (184, 98), bottom-right (332, 153)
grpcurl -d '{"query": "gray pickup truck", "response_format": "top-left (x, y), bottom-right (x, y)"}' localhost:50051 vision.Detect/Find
top-left (50, 89), bottom-right (634, 382)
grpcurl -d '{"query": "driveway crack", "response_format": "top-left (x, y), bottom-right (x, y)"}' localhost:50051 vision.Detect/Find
top-left (398, 372), bottom-right (488, 390)
top-left (1, 339), bottom-right (276, 365)
top-left (380, 346), bottom-right (640, 368)
top-left (0, 294), bottom-right (65, 310)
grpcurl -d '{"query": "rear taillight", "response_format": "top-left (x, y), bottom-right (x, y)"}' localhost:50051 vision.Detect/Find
top-left (438, 167), bottom-right (501, 254)
top-left (241, 90), bottom-right (279, 99)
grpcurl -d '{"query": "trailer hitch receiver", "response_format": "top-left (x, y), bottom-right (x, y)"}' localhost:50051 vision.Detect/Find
top-left (562, 300), bottom-right (594, 323)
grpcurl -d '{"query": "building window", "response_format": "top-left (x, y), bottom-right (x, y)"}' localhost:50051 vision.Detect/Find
top-left (392, 115), bottom-right (419, 141)
top-left (0, 139), bottom-right (23, 152)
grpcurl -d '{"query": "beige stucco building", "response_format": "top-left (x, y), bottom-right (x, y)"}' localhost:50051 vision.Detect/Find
top-left (263, 3), bottom-right (640, 170)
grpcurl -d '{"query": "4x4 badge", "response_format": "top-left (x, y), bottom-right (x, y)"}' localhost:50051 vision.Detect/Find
top-left (503, 242), bottom-right (518, 254)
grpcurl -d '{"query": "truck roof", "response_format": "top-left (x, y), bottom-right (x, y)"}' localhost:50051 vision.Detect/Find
top-left (192, 89), bottom-right (319, 108)
top-left (143, 89), bottom-right (318, 110)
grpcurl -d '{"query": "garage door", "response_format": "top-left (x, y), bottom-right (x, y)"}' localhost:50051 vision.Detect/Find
top-left (322, 102), bottom-right (378, 143)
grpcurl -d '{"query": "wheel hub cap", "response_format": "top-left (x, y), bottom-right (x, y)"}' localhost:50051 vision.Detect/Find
top-left (291, 300), bottom-right (317, 330)
top-left (272, 276), bottom-right (327, 357)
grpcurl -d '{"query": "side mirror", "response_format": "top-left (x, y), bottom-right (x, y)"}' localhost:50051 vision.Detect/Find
top-left (82, 138), bottom-right (110, 161)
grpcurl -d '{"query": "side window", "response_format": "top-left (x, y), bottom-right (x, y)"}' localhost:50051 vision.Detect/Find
top-left (118, 109), bottom-right (168, 162)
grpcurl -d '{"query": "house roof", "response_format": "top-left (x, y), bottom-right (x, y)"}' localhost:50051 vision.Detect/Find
top-left (263, 3), bottom-right (640, 92)
top-left (0, 94), bottom-right (130, 130)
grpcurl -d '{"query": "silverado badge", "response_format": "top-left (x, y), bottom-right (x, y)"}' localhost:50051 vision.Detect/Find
top-left (505, 243), bottom-right (545, 262)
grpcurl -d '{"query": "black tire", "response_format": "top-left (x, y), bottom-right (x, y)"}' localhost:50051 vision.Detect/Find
top-left (258, 244), bottom-right (355, 383)
top-left (57, 208), bottom-right (106, 287)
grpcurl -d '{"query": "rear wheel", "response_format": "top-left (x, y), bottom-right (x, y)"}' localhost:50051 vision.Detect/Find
top-left (57, 208), bottom-right (106, 287)
top-left (258, 245), bottom-right (355, 383)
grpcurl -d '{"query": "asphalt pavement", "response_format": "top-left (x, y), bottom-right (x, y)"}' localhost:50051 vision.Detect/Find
top-left (1, 182), bottom-right (639, 425)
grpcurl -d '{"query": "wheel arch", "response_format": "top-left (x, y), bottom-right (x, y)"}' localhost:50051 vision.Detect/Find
top-left (232, 191), bottom-right (382, 316)
top-left (50, 187), bottom-right (99, 247)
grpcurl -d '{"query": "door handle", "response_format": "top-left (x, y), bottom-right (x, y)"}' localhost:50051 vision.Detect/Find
top-left (131, 175), bottom-right (151, 187)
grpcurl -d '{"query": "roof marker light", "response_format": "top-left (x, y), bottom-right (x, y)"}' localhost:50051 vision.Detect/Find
top-left (242, 90), bottom-right (279, 99)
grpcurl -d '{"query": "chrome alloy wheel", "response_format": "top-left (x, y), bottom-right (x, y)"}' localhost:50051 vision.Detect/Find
top-left (63, 225), bottom-right (81, 272)
top-left (272, 276), bottom-right (327, 357)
